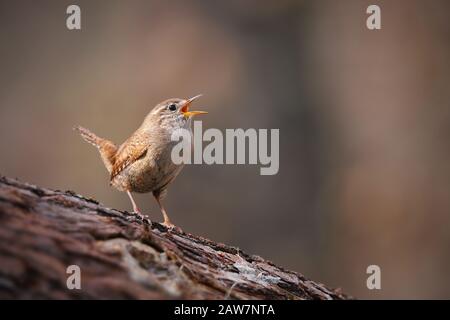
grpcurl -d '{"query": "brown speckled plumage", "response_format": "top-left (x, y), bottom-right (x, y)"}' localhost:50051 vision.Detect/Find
top-left (75, 95), bottom-right (206, 227)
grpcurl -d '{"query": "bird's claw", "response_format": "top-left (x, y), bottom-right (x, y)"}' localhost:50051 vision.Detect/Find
top-left (162, 222), bottom-right (182, 232)
top-left (125, 211), bottom-right (152, 226)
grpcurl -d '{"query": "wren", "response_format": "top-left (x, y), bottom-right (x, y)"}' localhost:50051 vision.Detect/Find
top-left (75, 95), bottom-right (207, 227)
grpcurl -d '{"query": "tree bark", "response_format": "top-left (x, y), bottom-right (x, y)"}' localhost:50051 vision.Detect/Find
top-left (0, 176), bottom-right (348, 299)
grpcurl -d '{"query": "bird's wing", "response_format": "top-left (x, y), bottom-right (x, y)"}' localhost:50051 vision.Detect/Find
top-left (110, 131), bottom-right (150, 181)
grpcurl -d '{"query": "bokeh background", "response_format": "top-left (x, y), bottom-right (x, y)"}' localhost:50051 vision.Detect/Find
top-left (1, 0), bottom-right (449, 299)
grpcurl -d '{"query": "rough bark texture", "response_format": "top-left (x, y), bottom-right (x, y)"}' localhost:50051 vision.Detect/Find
top-left (0, 176), bottom-right (348, 300)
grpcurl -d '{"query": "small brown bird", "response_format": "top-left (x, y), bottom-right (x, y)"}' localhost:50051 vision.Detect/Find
top-left (74, 95), bottom-right (207, 227)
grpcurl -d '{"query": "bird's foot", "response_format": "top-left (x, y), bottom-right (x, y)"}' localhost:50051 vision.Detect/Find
top-left (133, 206), bottom-right (142, 214)
top-left (162, 221), bottom-right (182, 232)
top-left (126, 210), bottom-right (152, 226)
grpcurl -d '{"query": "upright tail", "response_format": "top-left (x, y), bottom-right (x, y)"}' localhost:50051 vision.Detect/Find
top-left (74, 125), bottom-right (117, 173)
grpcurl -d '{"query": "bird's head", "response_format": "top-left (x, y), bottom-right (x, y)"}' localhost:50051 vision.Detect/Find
top-left (147, 94), bottom-right (207, 130)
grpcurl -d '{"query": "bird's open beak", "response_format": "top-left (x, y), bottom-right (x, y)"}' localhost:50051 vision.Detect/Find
top-left (181, 94), bottom-right (208, 117)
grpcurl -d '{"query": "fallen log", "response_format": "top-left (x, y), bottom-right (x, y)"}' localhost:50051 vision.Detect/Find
top-left (0, 176), bottom-right (348, 299)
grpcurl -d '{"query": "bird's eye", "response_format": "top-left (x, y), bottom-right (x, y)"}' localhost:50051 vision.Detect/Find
top-left (168, 103), bottom-right (177, 111)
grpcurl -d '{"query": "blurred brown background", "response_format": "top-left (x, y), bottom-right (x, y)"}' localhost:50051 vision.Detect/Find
top-left (0, 0), bottom-right (449, 299)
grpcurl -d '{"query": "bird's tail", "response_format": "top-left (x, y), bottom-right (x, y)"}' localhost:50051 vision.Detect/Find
top-left (74, 125), bottom-right (103, 148)
top-left (74, 125), bottom-right (117, 173)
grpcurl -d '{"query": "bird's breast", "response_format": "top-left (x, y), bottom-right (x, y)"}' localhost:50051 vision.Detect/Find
top-left (116, 141), bottom-right (184, 193)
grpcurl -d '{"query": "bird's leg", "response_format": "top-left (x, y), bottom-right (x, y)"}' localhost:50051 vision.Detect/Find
top-left (154, 194), bottom-right (174, 228)
top-left (126, 191), bottom-right (141, 213)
